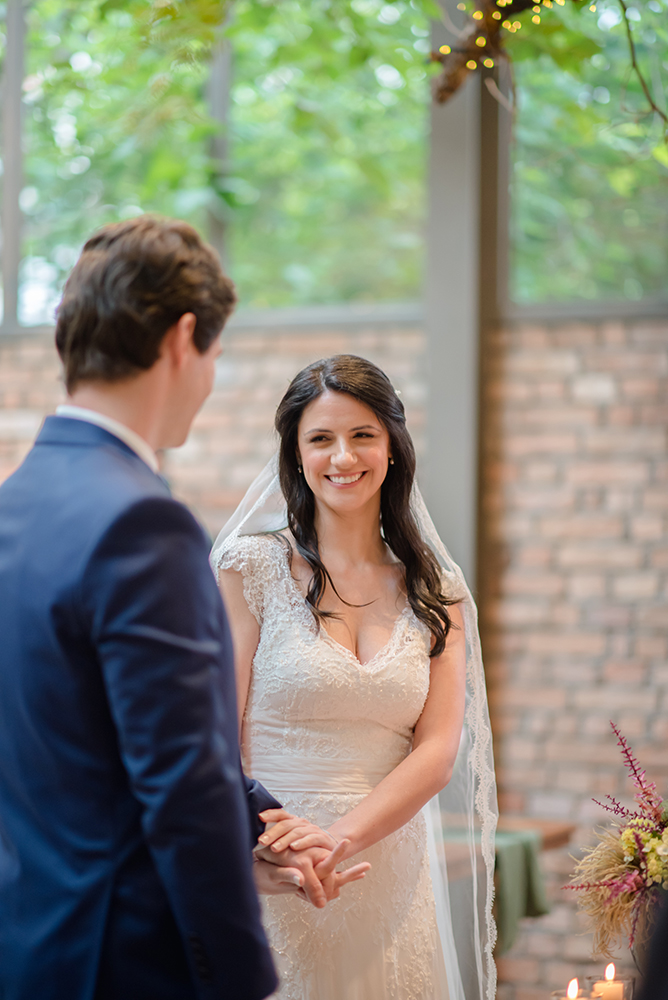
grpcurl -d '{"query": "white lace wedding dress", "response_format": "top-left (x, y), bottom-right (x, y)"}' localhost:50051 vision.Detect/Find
top-left (219, 532), bottom-right (451, 1000)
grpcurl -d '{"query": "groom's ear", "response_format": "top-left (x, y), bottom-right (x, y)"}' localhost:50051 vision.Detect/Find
top-left (161, 313), bottom-right (198, 369)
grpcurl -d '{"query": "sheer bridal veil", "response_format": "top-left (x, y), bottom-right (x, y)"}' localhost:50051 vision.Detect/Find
top-left (211, 457), bottom-right (498, 1000)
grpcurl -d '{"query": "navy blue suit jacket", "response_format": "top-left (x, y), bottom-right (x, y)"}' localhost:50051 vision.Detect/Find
top-left (636, 889), bottom-right (668, 1000)
top-left (0, 417), bottom-right (280, 1000)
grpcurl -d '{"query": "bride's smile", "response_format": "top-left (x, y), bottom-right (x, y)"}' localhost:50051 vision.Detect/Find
top-left (325, 471), bottom-right (366, 485)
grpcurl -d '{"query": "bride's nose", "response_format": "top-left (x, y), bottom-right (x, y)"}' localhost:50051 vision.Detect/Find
top-left (330, 440), bottom-right (355, 467)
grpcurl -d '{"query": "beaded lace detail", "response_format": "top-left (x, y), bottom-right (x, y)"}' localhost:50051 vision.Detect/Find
top-left (219, 533), bottom-right (449, 1000)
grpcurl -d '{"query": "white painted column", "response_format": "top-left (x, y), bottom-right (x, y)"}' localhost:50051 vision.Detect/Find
top-left (424, 3), bottom-right (482, 587)
top-left (423, 2), bottom-right (510, 588)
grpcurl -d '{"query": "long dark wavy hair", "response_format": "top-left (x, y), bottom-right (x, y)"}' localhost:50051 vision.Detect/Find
top-left (274, 354), bottom-right (458, 657)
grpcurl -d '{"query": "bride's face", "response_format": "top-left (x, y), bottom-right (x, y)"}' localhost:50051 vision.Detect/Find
top-left (296, 390), bottom-right (392, 515)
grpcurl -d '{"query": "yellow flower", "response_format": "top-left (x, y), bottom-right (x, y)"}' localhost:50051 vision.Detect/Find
top-left (621, 828), bottom-right (636, 855)
top-left (647, 855), bottom-right (662, 879)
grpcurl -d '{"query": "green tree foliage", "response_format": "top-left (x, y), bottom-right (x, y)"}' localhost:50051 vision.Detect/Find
top-left (17, 0), bottom-right (228, 321)
top-left (223, 0), bottom-right (434, 306)
top-left (507, 0), bottom-right (668, 301)
top-left (14, 0), bottom-right (432, 318)
top-left (1, 0), bottom-right (666, 320)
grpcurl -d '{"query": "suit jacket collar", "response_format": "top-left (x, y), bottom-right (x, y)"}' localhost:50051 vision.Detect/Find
top-left (55, 405), bottom-right (158, 472)
top-left (36, 415), bottom-right (168, 487)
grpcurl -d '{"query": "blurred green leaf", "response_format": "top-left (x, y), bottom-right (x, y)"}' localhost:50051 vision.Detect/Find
top-left (653, 144), bottom-right (668, 168)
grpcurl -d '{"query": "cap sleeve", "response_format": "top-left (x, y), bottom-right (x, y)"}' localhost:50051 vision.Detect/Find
top-left (214, 533), bottom-right (286, 626)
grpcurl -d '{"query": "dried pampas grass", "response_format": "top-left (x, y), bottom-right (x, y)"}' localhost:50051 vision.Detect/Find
top-left (571, 829), bottom-right (637, 958)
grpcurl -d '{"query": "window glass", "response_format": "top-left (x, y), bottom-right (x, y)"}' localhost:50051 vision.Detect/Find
top-left (21, 1), bottom-right (212, 325)
top-left (510, 0), bottom-right (668, 303)
top-left (18, 0), bottom-right (428, 322)
top-left (226, 0), bottom-right (429, 307)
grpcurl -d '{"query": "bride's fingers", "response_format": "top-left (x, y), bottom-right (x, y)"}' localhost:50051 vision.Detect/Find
top-left (268, 826), bottom-right (317, 850)
top-left (257, 818), bottom-right (305, 847)
top-left (335, 862), bottom-right (371, 886)
top-left (313, 838), bottom-right (349, 879)
top-left (319, 873), bottom-right (340, 902)
top-left (270, 826), bottom-right (336, 853)
top-left (285, 831), bottom-right (335, 852)
top-left (259, 820), bottom-right (319, 850)
top-left (299, 866), bottom-right (328, 909)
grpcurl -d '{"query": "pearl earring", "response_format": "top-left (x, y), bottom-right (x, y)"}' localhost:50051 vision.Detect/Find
top-left (297, 465), bottom-right (303, 474)
top-left (389, 458), bottom-right (394, 465)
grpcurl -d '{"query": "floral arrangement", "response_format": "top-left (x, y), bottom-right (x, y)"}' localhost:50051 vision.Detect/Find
top-left (569, 722), bottom-right (668, 959)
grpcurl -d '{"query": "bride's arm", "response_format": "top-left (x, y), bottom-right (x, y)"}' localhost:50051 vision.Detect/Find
top-left (217, 567), bottom-right (259, 737)
top-left (268, 603), bottom-right (467, 862)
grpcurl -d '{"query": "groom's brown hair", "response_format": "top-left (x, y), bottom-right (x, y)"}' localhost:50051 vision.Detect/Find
top-left (55, 216), bottom-right (236, 393)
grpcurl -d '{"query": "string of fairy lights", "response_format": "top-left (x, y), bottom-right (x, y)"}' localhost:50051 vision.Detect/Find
top-left (431, 0), bottom-right (667, 124)
top-left (434, 0), bottom-right (597, 73)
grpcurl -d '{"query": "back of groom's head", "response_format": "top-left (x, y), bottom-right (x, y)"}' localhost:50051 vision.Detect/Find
top-left (55, 215), bottom-right (236, 393)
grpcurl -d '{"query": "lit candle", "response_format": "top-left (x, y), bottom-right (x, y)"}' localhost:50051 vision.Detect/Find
top-left (592, 965), bottom-right (624, 1000)
top-left (551, 977), bottom-right (587, 1000)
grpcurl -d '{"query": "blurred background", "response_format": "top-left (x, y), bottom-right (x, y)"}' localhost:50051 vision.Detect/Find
top-left (1, 1), bottom-right (667, 996)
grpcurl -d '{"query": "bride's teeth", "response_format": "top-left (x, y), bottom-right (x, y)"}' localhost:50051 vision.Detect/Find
top-left (328, 473), bottom-right (364, 485)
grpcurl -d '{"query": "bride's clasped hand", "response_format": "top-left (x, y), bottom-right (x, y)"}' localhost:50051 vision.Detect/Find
top-left (252, 809), bottom-right (371, 907)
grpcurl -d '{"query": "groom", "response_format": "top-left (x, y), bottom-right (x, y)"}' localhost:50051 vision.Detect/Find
top-left (0, 217), bottom-right (332, 1000)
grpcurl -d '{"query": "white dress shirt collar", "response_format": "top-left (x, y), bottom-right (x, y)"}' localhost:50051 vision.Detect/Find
top-left (55, 405), bottom-right (159, 474)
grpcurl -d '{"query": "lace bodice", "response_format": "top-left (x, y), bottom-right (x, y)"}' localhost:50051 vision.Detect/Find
top-left (219, 533), bottom-right (432, 784)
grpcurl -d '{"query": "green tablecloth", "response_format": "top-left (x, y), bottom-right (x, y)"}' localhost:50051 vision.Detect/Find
top-left (494, 828), bottom-right (550, 954)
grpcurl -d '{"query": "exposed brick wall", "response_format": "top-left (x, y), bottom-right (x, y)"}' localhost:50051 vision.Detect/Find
top-left (0, 334), bottom-right (65, 483)
top-left (479, 319), bottom-right (668, 999)
top-left (0, 316), bottom-right (666, 998)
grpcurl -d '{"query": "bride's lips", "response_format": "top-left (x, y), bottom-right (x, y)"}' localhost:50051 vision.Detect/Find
top-left (324, 471), bottom-right (367, 487)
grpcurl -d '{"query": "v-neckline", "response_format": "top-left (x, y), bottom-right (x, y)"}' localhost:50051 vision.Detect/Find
top-left (277, 540), bottom-right (410, 668)
top-left (320, 607), bottom-right (409, 668)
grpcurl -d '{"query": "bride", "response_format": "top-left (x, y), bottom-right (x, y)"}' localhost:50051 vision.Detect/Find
top-left (211, 355), bottom-right (497, 1000)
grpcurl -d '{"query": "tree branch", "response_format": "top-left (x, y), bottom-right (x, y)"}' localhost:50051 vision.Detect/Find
top-left (432, 0), bottom-right (542, 104)
top-left (617, 0), bottom-right (668, 130)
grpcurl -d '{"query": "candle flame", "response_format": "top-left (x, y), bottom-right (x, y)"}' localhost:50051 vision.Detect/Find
top-left (568, 979), bottom-right (579, 1000)
top-left (605, 965), bottom-right (615, 982)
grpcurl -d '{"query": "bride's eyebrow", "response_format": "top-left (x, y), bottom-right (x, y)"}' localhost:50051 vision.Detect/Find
top-left (304, 424), bottom-right (379, 435)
